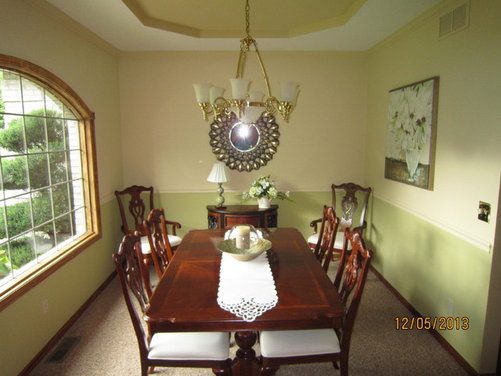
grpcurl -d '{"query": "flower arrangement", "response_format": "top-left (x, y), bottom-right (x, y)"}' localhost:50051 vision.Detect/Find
top-left (243, 175), bottom-right (291, 201)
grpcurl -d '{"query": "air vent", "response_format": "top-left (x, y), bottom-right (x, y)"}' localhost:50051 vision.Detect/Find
top-left (439, 1), bottom-right (469, 38)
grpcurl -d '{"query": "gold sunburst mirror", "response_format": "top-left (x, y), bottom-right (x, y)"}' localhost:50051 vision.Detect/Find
top-left (209, 111), bottom-right (279, 172)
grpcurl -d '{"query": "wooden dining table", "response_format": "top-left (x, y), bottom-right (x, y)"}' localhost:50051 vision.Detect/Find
top-left (144, 227), bottom-right (344, 376)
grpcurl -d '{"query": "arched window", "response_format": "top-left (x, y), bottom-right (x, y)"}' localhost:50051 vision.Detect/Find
top-left (0, 54), bottom-right (101, 308)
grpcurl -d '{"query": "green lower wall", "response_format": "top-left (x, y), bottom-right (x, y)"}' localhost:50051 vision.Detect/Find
top-left (367, 196), bottom-right (491, 372)
top-left (0, 199), bottom-right (123, 376)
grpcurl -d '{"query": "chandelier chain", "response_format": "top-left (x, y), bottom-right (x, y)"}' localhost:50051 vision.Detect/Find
top-left (245, 0), bottom-right (251, 38)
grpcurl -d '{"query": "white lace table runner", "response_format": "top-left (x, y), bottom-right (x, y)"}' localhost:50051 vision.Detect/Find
top-left (217, 251), bottom-right (278, 322)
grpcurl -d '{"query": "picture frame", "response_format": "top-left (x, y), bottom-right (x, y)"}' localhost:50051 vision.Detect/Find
top-left (384, 76), bottom-right (439, 190)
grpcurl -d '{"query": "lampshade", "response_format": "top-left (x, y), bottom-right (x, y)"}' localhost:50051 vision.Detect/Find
top-left (210, 86), bottom-right (225, 104)
top-left (279, 81), bottom-right (299, 103)
top-left (207, 162), bottom-right (230, 183)
top-left (193, 83), bottom-right (211, 103)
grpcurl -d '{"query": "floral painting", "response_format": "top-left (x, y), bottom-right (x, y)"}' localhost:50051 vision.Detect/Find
top-left (385, 77), bottom-right (439, 190)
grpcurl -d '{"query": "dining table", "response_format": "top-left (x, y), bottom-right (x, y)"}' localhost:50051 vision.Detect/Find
top-left (144, 227), bottom-right (344, 376)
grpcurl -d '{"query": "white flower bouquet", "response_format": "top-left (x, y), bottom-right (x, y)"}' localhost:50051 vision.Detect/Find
top-left (242, 175), bottom-right (291, 201)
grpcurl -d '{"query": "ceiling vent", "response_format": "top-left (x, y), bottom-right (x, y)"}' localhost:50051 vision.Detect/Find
top-left (439, 1), bottom-right (469, 38)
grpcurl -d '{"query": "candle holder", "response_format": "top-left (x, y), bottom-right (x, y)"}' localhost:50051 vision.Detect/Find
top-left (217, 224), bottom-right (272, 261)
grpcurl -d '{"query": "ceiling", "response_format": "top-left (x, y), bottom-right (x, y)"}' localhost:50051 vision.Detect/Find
top-left (44, 0), bottom-right (441, 51)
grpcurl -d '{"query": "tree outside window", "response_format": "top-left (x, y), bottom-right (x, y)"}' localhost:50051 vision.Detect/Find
top-left (0, 69), bottom-right (86, 282)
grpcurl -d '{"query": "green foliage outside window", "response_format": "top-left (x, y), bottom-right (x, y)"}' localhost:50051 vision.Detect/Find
top-left (0, 107), bottom-right (72, 274)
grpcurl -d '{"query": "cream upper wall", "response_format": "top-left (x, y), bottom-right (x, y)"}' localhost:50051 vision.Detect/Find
top-left (0, 0), bottom-right (123, 204)
top-left (119, 51), bottom-right (368, 193)
top-left (365, 0), bottom-right (501, 249)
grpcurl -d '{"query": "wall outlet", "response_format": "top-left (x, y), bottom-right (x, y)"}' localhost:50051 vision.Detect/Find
top-left (42, 299), bottom-right (49, 314)
top-left (478, 201), bottom-right (491, 222)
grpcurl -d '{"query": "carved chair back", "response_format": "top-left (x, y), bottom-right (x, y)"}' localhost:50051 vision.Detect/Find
top-left (335, 231), bottom-right (372, 352)
top-left (313, 206), bottom-right (339, 273)
top-left (113, 232), bottom-right (151, 362)
top-left (115, 185), bottom-right (154, 235)
top-left (143, 208), bottom-right (174, 279)
top-left (331, 183), bottom-right (372, 232)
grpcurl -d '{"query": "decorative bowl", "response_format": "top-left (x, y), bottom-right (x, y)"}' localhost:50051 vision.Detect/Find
top-left (217, 237), bottom-right (272, 261)
top-left (218, 224), bottom-right (271, 261)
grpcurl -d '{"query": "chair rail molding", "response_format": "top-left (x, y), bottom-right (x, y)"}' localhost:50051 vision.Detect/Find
top-left (374, 193), bottom-right (492, 253)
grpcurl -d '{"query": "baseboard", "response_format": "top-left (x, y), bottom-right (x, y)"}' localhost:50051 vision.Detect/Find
top-left (370, 266), bottom-right (479, 376)
top-left (18, 271), bottom-right (117, 376)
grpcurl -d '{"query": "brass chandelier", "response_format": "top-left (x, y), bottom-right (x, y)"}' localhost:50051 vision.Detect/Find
top-left (193, 0), bottom-right (299, 125)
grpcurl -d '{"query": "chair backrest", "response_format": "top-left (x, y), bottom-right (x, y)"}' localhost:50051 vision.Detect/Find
top-left (333, 229), bottom-right (355, 290)
top-left (113, 233), bottom-right (151, 362)
top-left (143, 208), bottom-right (174, 279)
top-left (115, 185), bottom-right (154, 235)
top-left (313, 206), bottom-right (339, 273)
top-left (331, 183), bottom-right (372, 231)
top-left (336, 231), bottom-right (372, 351)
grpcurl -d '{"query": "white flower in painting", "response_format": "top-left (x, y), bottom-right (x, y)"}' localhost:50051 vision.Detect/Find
top-left (387, 81), bottom-right (433, 156)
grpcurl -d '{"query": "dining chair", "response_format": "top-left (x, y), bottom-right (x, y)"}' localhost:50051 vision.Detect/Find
top-left (143, 208), bottom-right (175, 279)
top-left (308, 183), bottom-right (372, 256)
top-left (332, 229), bottom-right (359, 290)
top-left (113, 233), bottom-right (232, 376)
top-left (312, 206), bottom-right (339, 274)
top-left (115, 185), bottom-right (182, 273)
top-left (259, 231), bottom-right (373, 376)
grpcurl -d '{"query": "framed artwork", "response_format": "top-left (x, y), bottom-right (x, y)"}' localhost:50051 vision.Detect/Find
top-left (384, 76), bottom-right (439, 190)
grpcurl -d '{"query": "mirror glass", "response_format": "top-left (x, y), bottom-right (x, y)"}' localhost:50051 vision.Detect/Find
top-left (230, 122), bottom-right (260, 152)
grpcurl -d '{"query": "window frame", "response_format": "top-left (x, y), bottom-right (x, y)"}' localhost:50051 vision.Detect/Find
top-left (0, 54), bottom-right (101, 311)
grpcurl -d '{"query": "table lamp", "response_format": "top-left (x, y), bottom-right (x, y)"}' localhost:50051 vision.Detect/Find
top-left (207, 162), bottom-right (230, 208)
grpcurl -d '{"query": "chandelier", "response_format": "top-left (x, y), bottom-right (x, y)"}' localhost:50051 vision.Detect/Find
top-left (193, 0), bottom-right (299, 125)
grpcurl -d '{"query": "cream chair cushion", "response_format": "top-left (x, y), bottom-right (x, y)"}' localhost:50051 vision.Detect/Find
top-left (307, 233), bottom-right (343, 250)
top-left (140, 236), bottom-right (151, 255)
top-left (168, 234), bottom-right (182, 247)
top-left (148, 331), bottom-right (229, 360)
top-left (260, 329), bottom-right (340, 357)
top-left (307, 233), bottom-right (319, 246)
top-left (140, 235), bottom-right (182, 255)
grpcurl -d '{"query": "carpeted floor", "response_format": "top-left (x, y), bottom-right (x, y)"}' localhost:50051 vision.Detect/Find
top-left (30, 268), bottom-right (469, 376)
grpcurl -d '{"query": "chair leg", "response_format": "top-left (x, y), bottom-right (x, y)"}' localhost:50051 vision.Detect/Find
top-left (332, 360), bottom-right (339, 369)
top-left (148, 366), bottom-right (155, 374)
top-left (340, 358), bottom-right (348, 376)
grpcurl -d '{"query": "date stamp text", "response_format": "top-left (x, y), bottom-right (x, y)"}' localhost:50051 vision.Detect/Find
top-left (395, 316), bottom-right (469, 330)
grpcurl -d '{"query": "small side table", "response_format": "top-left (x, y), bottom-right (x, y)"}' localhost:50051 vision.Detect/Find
top-left (207, 205), bottom-right (278, 229)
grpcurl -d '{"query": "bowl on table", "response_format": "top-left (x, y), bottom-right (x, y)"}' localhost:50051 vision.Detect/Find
top-left (218, 224), bottom-right (272, 261)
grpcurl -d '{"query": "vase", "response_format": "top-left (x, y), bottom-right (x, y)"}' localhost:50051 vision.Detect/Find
top-left (405, 149), bottom-right (421, 180)
top-left (257, 197), bottom-right (271, 209)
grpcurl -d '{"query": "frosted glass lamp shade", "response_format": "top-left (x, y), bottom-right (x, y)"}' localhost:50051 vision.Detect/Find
top-left (279, 81), bottom-right (299, 103)
top-left (193, 83), bottom-right (212, 103)
top-left (207, 162), bottom-right (230, 183)
top-left (210, 86), bottom-right (226, 104)
top-left (230, 78), bottom-right (250, 100)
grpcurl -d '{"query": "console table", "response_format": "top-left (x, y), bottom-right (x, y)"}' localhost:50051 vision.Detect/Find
top-left (207, 205), bottom-right (278, 229)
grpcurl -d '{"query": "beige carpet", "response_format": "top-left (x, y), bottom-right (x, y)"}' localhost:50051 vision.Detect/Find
top-left (30, 269), bottom-right (469, 376)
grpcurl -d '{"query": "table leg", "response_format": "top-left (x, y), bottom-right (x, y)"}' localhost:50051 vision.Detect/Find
top-left (232, 331), bottom-right (261, 376)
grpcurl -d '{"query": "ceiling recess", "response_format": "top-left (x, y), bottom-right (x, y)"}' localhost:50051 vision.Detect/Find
top-left (121, 0), bottom-right (367, 38)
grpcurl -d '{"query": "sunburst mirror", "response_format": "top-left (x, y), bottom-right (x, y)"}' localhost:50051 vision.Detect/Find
top-left (209, 111), bottom-right (280, 172)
